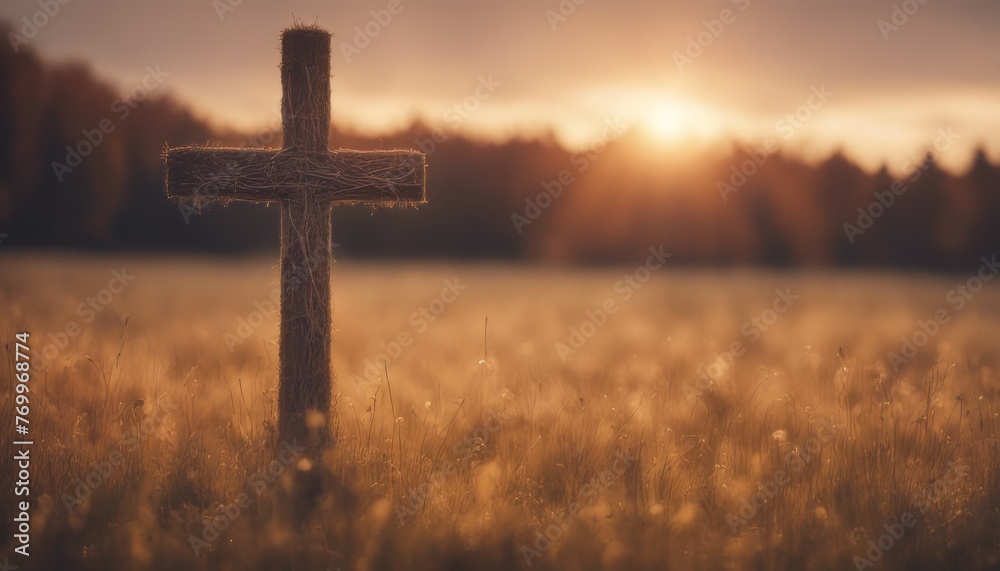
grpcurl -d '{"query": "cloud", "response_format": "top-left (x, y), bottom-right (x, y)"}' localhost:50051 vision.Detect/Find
top-left (4, 0), bottom-right (999, 169)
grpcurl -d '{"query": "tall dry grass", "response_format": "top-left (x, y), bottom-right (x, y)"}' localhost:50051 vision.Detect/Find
top-left (0, 253), bottom-right (998, 570)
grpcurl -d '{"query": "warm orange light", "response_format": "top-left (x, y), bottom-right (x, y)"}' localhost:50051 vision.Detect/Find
top-left (634, 94), bottom-right (729, 146)
top-left (647, 103), bottom-right (689, 142)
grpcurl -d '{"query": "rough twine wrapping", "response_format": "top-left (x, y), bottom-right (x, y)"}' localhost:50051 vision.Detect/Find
top-left (162, 25), bottom-right (426, 457)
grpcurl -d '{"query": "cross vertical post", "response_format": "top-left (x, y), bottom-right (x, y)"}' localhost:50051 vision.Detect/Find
top-left (278, 28), bottom-right (334, 451)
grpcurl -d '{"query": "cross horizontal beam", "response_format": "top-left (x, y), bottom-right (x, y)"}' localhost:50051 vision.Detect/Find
top-left (165, 147), bottom-right (426, 204)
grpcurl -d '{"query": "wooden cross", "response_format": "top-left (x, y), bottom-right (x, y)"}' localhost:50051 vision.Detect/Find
top-left (163, 26), bottom-right (426, 454)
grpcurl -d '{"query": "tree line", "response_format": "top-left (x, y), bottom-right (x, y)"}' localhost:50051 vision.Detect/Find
top-left (1, 21), bottom-right (996, 269)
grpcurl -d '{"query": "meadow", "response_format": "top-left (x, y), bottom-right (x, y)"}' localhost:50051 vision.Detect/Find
top-left (1, 253), bottom-right (998, 570)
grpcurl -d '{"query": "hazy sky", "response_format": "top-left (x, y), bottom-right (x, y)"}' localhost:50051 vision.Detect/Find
top-left (4, 0), bottom-right (999, 171)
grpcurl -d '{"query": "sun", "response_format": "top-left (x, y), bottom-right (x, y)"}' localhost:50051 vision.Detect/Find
top-left (647, 104), bottom-right (689, 142)
top-left (639, 97), bottom-right (727, 144)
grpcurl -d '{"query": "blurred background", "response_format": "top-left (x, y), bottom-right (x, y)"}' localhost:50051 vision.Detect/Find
top-left (0, 0), bottom-right (998, 268)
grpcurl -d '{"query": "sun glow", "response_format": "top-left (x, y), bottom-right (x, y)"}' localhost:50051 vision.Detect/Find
top-left (636, 95), bottom-right (729, 145)
top-left (647, 104), bottom-right (690, 141)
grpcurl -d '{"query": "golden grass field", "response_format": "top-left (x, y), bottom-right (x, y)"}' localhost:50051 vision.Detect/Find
top-left (1, 253), bottom-right (999, 570)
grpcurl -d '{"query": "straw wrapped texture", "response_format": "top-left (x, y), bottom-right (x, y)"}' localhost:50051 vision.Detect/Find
top-left (165, 147), bottom-right (426, 204)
